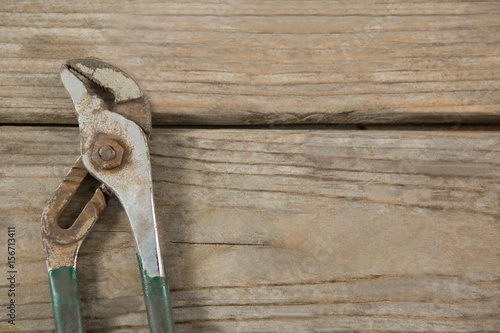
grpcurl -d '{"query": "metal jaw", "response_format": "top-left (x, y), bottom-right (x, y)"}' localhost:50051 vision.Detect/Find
top-left (64, 59), bottom-right (152, 136)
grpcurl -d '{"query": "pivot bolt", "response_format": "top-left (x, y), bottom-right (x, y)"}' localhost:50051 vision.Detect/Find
top-left (98, 145), bottom-right (116, 161)
top-left (92, 138), bottom-right (124, 169)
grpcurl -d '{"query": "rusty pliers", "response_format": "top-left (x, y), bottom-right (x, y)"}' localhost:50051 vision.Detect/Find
top-left (41, 59), bottom-right (174, 333)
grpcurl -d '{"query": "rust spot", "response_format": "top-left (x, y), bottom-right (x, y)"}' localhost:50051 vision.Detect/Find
top-left (91, 137), bottom-right (124, 169)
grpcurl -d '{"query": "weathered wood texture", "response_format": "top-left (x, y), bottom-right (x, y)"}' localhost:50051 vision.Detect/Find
top-left (1, 1), bottom-right (499, 125)
top-left (0, 127), bottom-right (498, 332)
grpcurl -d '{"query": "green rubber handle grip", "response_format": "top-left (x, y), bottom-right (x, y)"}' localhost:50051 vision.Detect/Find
top-left (138, 256), bottom-right (175, 333)
top-left (48, 266), bottom-right (84, 333)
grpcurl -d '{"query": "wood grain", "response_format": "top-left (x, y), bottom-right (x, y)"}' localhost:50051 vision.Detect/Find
top-left (0, 1), bottom-right (499, 125)
top-left (0, 126), bottom-right (498, 332)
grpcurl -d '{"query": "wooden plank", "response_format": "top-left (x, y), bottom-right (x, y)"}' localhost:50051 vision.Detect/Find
top-left (0, 126), bottom-right (498, 332)
top-left (0, 1), bottom-right (499, 125)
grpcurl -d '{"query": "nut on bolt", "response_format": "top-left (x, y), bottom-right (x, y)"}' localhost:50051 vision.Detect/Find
top-left (92, 138), bottom-right (124, 169)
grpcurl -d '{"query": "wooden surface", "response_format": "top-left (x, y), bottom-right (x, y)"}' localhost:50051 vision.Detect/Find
top-left (1, 0), bottom-right (499, 125)
top-left (0, 127), bottom-right (498, 332)
top-left (1, 1), bottom-right (499, 331)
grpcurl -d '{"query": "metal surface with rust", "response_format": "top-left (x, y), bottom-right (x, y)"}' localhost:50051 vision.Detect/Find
top-left (60, 61), bottom-right (164, 277)
top-left (65, 59), bottom-right (152, 136)
top-left (42, 59), bottom-right (174, 332)
top-left (91, 137), bottom-right (125, 169)
top-left (41, 158), bottom-right (107, 270)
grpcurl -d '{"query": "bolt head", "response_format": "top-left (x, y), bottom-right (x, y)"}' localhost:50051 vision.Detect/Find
top-left (92, 138), bottom-right (124, 169)
top-left (98, 145), bottom-right (116, 161)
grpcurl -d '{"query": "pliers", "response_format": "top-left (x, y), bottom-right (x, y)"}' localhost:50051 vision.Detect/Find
top-left (41, 59), bottom-right (175, 333)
